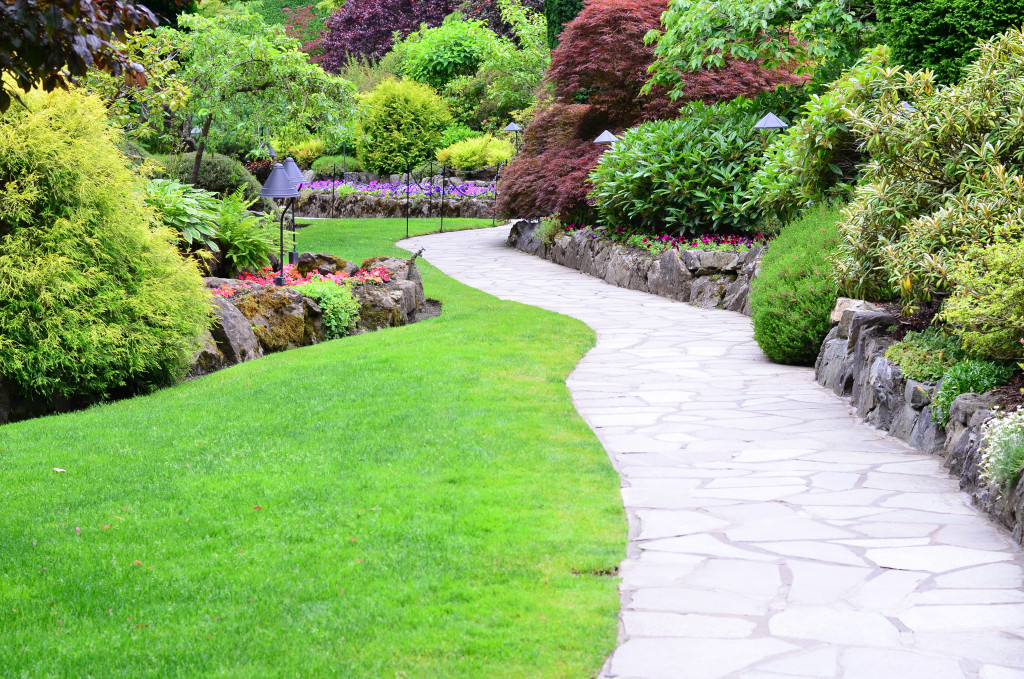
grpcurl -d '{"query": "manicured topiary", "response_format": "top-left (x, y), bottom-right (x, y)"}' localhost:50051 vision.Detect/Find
top-left (0, 85), bottom-right (211, 403)
top-left (357, 79), bottom-right (453, 175)
top-left (750, 207), bottom-right (842, 365)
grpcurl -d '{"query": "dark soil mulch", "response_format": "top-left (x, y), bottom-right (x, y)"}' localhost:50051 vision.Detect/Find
top-left (875, 300), bottom-right (942, 341)
top-left (990, 373), bottom-right (1024, 412)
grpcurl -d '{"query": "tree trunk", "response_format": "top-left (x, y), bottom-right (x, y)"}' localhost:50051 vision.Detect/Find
top-left (190, 113), bottom-right (214, 185)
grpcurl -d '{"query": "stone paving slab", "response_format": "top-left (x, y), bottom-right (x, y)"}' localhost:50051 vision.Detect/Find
top-left (398, 226), bottom-right (1024, 678)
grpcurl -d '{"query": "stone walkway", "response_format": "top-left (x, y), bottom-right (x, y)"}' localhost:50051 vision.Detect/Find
top-left (399, 226), bottom-right (1024, 679)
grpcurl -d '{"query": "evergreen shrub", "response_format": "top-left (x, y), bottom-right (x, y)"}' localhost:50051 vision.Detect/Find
top-left (0, 85), bottom-right (210, 402)
top-left (357, 79), bottom-right (453, 175)
top-left (588, 99), bottom-right (766, 236)
top-left (750, 207), bottom-right (841, 365)
top-left (435, 134), bottom-right (514, 170)
top-left (875, 0), bottom-right (1024, 84)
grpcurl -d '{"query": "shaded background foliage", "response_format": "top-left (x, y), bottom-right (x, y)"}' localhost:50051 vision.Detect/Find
top-left (875, 0), bottom-right (1024, 84)
top-left (543, 0), bottom-right (583, 48)
top-left (318, 0), bottom-right (459, 68)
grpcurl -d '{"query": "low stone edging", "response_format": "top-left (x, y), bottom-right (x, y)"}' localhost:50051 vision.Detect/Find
top-left (508, 219), bottom-right (1024, 542)
top-left (296, 190), bottom-right (495, 220)
top-left (506, 220), bottom-right (763, 315)
top-left (816, 307), bottom-right (1024, 543)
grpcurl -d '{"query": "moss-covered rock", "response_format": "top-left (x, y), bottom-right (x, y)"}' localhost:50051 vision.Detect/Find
top-left (233, 286), bottom-right (325, 353)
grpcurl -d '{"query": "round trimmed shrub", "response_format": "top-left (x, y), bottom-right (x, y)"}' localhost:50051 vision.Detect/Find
top-left (357, 79), bottom-right (453, 175)
top-left (161, 152), bottom-right (263, 201)
top-left (0, 85), bottom-right (211, 402)
top-left (750, 207), bottom-right (842, 365)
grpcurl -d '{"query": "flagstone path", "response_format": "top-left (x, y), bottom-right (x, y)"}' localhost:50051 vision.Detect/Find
top-left (399, 226), bottom-right (1024, 679)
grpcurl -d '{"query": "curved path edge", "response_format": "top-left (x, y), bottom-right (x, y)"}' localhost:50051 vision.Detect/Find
top-left (399, 226), bottom-right (1024, 679)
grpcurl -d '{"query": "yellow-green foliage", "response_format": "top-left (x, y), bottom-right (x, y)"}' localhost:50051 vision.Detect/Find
top-left (0, 84), bottom-right (211, 401)
top-left (285, 138), bottom-right (328, 168)
top-left (832, 27), bottom-right (1024, 311)
top-left (435, 133), bottom-right (514, 170)
top-left (357, 79), bottom-right (453, 176)
top-left (942, 240), bottom-right (1024, 360)
top-left (751, 207), bottom-right (842, 365)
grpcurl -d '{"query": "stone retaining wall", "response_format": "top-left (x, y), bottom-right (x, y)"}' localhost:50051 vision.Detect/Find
top-left (507, 220), bottom-right (763, 315)
top-left (296, 191), bottom-right (495, 220)
top-left (816, 309), bottom-right (1024, 543)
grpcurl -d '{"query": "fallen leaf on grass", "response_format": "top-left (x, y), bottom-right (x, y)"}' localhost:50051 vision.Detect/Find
top-left (53, 468), bottom-right (65, 473)
top-left (133, 560), bottom-right (143, 566)
top-left (102, 525), bottom-right (110, 530)
top-left (253, 505), bottom-right (262, 511)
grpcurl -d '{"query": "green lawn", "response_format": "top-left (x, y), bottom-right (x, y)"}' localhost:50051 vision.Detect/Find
top-left (0, 218), bottom-right (625, 678)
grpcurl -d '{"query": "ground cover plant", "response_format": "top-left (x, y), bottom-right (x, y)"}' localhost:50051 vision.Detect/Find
top-left (0, 217), bottom-right (624, 677)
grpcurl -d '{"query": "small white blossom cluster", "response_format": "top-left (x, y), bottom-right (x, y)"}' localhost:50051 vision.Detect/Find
top-left (980, 406), bottom-right (1024, 489)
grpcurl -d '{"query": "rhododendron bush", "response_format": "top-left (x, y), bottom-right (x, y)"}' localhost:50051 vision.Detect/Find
top-left (496, 0), bottom-right (802, 221)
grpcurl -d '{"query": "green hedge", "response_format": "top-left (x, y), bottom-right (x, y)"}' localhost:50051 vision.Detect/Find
top-left (750, 207), bottom-right (842, 365)
top-left (357, 79), bottom-right (453, 175)
top-left (544, 0), bottom-right (583, 48)
top-left (875, 0), bottom-right (1024, 84)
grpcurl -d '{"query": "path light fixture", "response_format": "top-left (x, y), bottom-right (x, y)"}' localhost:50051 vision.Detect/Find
top-left (594, 129), bottom-right (620, 144)
top-left (281, 157), bottom-right (305, 264)
top-left (259, 163), bottom-right (301, 286)
top-left (900, 100), bottom-right (917, 116)
top-left (191, 125), bottom-right (202, 136)
top-left (753, 113), bottom-right (789, 131)
top-left (338, 126), bottom-right (348, 179)
top-left (504, 122), bottom-right (523, 153)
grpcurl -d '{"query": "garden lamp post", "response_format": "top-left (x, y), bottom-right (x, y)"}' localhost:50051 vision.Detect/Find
top-left (282, 157), bottom-right (305, 264)
top-left (259, 163), bottom-right (301, 286)
top-left (594, 129), bottom-right (620, 145)
top-left (338, 126), bottom-right (347, 180)
top-left (504, 122), bottom-right (523, 153)
top-left (258, 142), bottom-right (277, 159)
top-left (753, 113), bottom-right (789, 131)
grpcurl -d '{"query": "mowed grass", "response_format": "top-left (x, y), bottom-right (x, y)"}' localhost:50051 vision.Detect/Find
top-left (0, 218), bottom-right (626, 678)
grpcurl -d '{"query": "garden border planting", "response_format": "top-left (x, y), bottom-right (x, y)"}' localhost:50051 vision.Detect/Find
top-left (506, 220), bottom-right (764, 314)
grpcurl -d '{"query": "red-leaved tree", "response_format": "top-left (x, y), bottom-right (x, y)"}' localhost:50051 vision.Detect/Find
top-left (318, 0), bottom-right (459, 69)
top-left (497, 0), bottom-right (804, 219)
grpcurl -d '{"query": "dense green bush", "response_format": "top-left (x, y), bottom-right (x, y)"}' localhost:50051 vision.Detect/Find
top-left (0, 85), bottom-right (210, 402)
top-left (437, 123), bottom-right (482, 149)
top-left (942, 240), bottom-right (1024, 360)
top-left (832, 28), bottom-right (1024, 311)
top-left (750, 207), bottom-right (842, 365)
top-left (435, 133), bottom-right (514, 170)
top-left (357, 79), bottom-right (453, 175)
top-left (215, 190), bottom-right (276, 276)
top-left (875, 0), bottom-right (1024, 84)
top-left (295, 280), bottom-right (361, 339)
top-left (932, 359), bottom-right (1015, 427)
top-left (286, 137), bottom-right (328, 168)
top-left (588, 99), bottom-right (766, 236)
top-left (161, 152), bottom-right (263, 202)
top-left (544, 0), bottom-right (582, 48)
top-left (884, 329), bottom-right (970, 383)
top-left (749, 47), bottom-right (918, 225)
top-left (311, 154), bottom-right (363, 176)
top-left (399, 14), bottom-right (500, 90)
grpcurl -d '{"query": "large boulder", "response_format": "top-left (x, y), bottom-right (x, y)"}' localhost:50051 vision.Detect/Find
top-left (231, 286), bottom-right (325, 353)
top-left (209, 296), bottom-right (263, 364)
top-left (296, 252), bottom-right (359, 277)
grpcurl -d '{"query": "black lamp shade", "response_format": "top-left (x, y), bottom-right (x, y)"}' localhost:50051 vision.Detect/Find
top-left (504, 122), bottom-right (523, 132)
top-left (594, 130), bottom-right (619, 144)
top-left (283, 157), bottom-right (305, 187)
top-left (259, 164), bottom-right (300, 198)
top-left (754, 113), bottom-right (789, 130)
